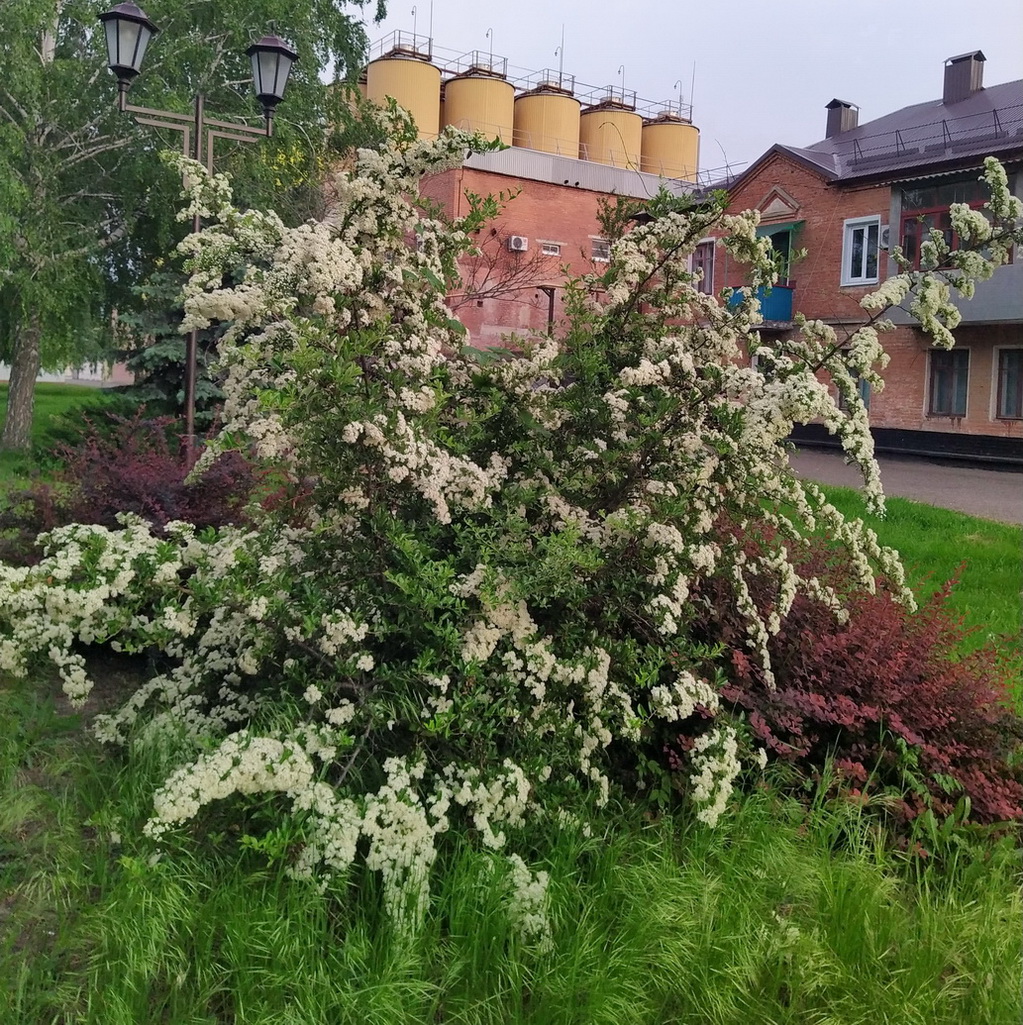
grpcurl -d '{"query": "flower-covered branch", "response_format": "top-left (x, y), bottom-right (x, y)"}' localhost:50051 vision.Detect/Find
top-left (2, 114), bottom-right (1019, 936)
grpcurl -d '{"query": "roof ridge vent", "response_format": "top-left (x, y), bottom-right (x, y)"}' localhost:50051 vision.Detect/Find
top-left (943, 50), bottom-right (985, 105)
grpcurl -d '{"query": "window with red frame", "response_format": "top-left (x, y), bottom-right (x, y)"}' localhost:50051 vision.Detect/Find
top-left (900, 177), bottom-right (993, 270)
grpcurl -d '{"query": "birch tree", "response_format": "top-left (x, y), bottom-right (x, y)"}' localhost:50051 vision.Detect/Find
top-left (0, 0), bottom-right (382, 450)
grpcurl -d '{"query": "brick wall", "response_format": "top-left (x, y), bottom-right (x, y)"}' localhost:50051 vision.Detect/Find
top-left (422, 155), bottom-right (1022, 446)
top-left (721, 154), bottom-right (891, 326)
top-left (721, 152), bottom-right (1022, 443)
top-left (871, 324), bottom-right (1022, 439)
top-left (422, 167), bottom-right (613, 344)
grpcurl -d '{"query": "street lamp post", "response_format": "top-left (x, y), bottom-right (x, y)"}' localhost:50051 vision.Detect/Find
top-left (99, 3), bottom-right (297, 465)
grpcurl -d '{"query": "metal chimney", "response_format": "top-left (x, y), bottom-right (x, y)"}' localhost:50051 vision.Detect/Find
top-left (825, 98), bottom-right (858, 138)
top-left (943, 51), bottom-right (985, 105)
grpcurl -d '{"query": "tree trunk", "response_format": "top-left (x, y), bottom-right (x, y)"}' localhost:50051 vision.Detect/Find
top-left (1, 313), bottom-right (43, 451)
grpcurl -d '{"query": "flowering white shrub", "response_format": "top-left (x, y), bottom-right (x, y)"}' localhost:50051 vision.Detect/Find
top-left (1, 116), bottom-right (1020, 937)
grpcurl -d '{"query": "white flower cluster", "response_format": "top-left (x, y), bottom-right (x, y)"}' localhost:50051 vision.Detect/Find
top-left (341, 412), bottom-right (506, 524)
top-left (504, 854), bottom-right (553, 951)
top-left (688, 726), bottom-right (742, 827)
top-left (4, 118), bottom-right (1018, 940)
top-left (649, 671), bottom-right (720, 723)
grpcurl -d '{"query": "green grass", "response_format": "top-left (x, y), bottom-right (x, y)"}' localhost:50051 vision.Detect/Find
top-left (0, 383), bottom-right (121, 482)
top-left (821, 484), bottom-right (1022, 650)
top-left (0, 409), bottom-right (1020, 1021)
top-left (0, 670), bottom-right (1019, 1025)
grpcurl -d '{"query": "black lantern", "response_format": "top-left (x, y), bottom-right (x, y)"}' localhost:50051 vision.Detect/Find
top-left (246, 35), bottom-right (299, 117)
top-left (99, 3), bottom-right (159, 86)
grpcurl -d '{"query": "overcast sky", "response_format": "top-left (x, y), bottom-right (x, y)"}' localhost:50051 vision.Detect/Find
top-left (361, 0), bottom-right (1023, 177)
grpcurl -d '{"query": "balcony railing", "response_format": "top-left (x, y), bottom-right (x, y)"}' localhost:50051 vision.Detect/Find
top-left (727, 284), bottom-right (794, 323)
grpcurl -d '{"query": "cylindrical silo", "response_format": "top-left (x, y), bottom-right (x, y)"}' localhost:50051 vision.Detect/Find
top-left (366, 54), bottom-right (442, 139)
top-left (579, 100), bottom-right (643, 168)
top-left (513, 86), bottom-right (581, 156)
top-left (641, 113), bottom-right (700, 181)
top-left (443, 72), bottom-right (515, 144)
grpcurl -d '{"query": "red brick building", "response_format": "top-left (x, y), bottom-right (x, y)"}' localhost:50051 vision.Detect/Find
top-left (421, 151), bottom-right (689, 343)
top-left (362, 32), bottom-right (701, 345)
top-left (713, 52), bottom-right (1022, 463)
top-left (370, 36), bottom-right (1021, 462)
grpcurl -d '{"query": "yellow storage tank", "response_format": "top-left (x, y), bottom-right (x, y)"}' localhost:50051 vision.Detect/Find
top-left (641, 114), bottom-right (700, 181)
top-left (366, 54), bottom-right (441, 139)
top-left (443, 72), bottom-right (515, 144)
top-left (513, 86), bottom-right (581, 156)
top-left (579, 101), bottom-right (642, 168)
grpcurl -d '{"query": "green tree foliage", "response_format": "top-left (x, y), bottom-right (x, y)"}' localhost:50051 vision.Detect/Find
top-left (0, 0), bottom-right (384, 450)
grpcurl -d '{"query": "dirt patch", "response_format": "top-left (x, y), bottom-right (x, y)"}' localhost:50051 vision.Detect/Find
top-left (48, 648), bottom-right (152, 728)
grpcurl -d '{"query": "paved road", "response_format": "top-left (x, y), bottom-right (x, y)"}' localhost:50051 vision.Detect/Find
top-left (789, 448), bottom-right (1023, 525)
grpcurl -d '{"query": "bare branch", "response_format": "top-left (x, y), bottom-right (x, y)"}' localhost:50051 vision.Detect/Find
top-left (449, 230), bottom-right (560, 311)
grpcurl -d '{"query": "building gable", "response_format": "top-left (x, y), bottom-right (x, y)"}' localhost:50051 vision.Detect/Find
top-left (755, 185), bottom-right (801, 223)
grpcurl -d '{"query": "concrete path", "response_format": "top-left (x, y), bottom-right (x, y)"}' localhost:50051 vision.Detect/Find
top-left (789, 448), bottom-right (1023, 525)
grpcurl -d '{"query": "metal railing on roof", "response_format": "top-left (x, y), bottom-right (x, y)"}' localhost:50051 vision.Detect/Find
top-left (368, 34), bottom-right (694, 119)
top-left (446, 49), bottom-right (509, 79)
top-left (578, 84), bottom-right (638, 110)
top-left (635, 97), bottom-right (695, 122)
top-left (841, 101), bottom-right (1023, 169)
top-left (515, 68), bottom-right (576, 94)
top-left (369, 30), bottom-right (434, 62)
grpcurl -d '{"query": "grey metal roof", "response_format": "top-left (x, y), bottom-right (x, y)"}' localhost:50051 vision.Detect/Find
top-left (799, 78), bottom-right (1023, 182)
top-left (722, 78), bottom-right (1023, 195)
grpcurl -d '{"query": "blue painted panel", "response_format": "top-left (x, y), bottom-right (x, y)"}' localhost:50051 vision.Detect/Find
top-left (760, 284), bottom-right (793, 321)
top-left (726, 285), bottom-right (793, 321)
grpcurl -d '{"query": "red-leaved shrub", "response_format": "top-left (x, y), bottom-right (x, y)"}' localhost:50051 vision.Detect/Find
top-left (0, 481), bottom-right (68, 566)
top-left (0, 412), bottom-right (255, 565)
top-left (58, 412), bottom-right (254, 531)
top-left (696, 532), bottom-right (1023, 826)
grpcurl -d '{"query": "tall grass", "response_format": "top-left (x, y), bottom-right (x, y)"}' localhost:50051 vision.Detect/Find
top-left (1, 672), bottom-right (1019, 1025)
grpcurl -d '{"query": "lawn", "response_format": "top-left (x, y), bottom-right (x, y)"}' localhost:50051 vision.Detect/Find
top-left (0, 383), bottom-right (122, 482)
top-left (0, 394), bottom-right (1020, 1023)
top-left (0, 668), bottom-right (1018, 1024)
top-left (821, 484), bottom-right (1022, 651)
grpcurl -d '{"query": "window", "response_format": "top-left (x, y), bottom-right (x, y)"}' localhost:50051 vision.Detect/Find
top-left (541, 241), bottom-right (562, 257)
top-left (841, 216), bottom-right (881, 286)
top-left (693, 240), bottom-right (715, 293)
top-left (837, 377), bottom-right (872, 411)
top-left (591, 238), bottom-right (610, 262)
top-left (928, 349), bottom-right (969, 417)
top-left (996, 348), bottom-right (1023, 419)
top-left (900, 178), bottom-right (989, 270)
top-left (758, 224), bottom-right (797, 285)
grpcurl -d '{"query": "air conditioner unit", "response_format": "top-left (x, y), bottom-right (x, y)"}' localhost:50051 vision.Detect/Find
top-left (507, 235), bottom-right (529, 252)
top-left (879, 225), bottom-right (890, 251)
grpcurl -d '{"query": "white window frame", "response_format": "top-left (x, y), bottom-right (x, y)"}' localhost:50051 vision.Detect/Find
top-left (539, 240), bottom-right (563, 257)
top-left (841, 215), bottom-right (882, 286)
top-left (590, 237), bottom-right (610, 263)
top-left (692, 238), bottom-right (715, 294)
